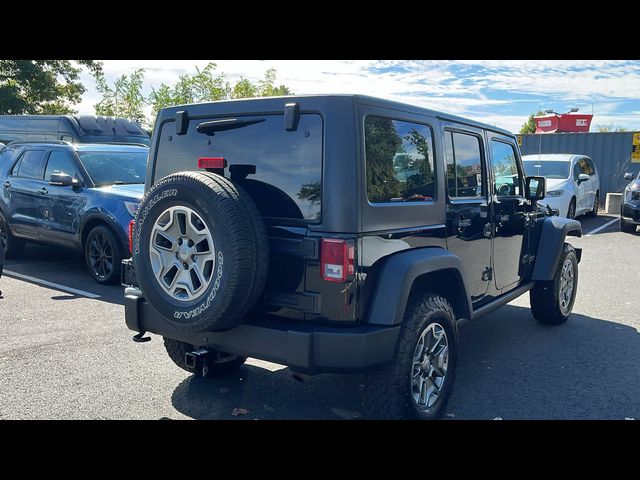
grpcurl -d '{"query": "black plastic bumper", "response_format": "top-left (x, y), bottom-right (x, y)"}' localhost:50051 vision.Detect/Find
top-left (622, 203), bottom-right (640, 224)
top-left (124, 294), bottom-right (400, 375)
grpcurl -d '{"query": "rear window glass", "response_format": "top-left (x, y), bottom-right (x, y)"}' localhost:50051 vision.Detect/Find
top-left (154, 114), bottom-right (323, 222)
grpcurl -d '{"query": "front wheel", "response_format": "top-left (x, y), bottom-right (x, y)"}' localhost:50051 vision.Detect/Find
top-left (587, 193), bottom-right (599, 217)
top-left (360, 293), bottom-right (458, 420)
top-left (530, 243), bottom-right (578, 325)
top-left (620, 216), bottom-right (636, 233)
top-left (567, 198), bottom-right (576, 219)
top-left (84, 225), bottom-right (122, 284)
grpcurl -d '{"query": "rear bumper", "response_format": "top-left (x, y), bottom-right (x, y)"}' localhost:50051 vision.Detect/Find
top-left (622, 202), bottom-right (640, 224)
top-left (124, 293), bottom-right (400, 375)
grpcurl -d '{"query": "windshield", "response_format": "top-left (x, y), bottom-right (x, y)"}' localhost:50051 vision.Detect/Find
top-left (78, 151), bottom-right (148, 187)
top-left (523, 160), bottom-right (570, 179)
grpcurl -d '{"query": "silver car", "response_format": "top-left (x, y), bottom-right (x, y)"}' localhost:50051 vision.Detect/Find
top-left (522, 154), bottom-right (600, 218)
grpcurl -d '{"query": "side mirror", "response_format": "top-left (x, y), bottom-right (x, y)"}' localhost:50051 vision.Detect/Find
top-left (624, 172), bottom-right (634, 181)
top-left (577, 173), bottom-right (590, 183)
top-left (49, 173), bottom-right (80, 188)
top-left (525, 176), bottom-right (546, 201)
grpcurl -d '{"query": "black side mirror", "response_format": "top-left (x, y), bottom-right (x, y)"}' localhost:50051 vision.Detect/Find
top-left (624, 172), bottom-right (634, 181)
top-left (49, 173), bottom-right (79, 188)
top-left (526, 176), bottom-right (546, 201)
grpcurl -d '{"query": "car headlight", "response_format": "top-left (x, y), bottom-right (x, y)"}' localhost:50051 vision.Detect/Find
top-left (546, 190), bottom-right (564, 197)
top-left (124, 201), bottom-right (140, 217)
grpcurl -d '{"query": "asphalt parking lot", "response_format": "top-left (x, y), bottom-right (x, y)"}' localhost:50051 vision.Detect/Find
top-left (0, 213), bottom-right (638, 420)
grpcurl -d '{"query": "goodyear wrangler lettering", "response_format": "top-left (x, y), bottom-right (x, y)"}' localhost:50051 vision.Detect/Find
top-left (133, 189), bottom-right (177, 255)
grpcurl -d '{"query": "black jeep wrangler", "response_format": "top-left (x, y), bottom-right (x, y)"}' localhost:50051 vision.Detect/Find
top-left (122, 95), bottom-right (582, 419)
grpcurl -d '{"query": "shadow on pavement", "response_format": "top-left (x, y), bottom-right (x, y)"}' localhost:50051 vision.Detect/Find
top-left (170, 304), bottom-right (639, 420)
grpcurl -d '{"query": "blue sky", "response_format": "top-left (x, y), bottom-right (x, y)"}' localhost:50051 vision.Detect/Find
top-left (77, 60), bottom-right (640, 133)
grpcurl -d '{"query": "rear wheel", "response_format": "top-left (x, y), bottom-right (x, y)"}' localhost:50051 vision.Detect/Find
top-left (620, 216), bottom-right (636, 233)
top-left (530, 243), bottom-right (578, 325)
top-left (360, 293), bottom-right (458, 420)
top-left (84, 225), bottom-right (122, 284)
top-left (0, 211), bottom-right (25, 259)
top-left (163, 337), bottom-right (246, 377)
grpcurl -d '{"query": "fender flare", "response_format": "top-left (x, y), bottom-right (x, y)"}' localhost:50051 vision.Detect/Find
top-left (79, 211), bottom-right (128, 250)
top-left (531, 215), bottom-right (582, 281)
top-left (365, 247), bottom-right (472, 326)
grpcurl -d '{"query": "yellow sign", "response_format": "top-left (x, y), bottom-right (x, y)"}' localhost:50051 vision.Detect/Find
top-left (633, 132), bottom-right (640, 163)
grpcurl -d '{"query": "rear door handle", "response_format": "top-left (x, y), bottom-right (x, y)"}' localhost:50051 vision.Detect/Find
top-left (38, 187), bottom-right (48, 195)
top-left (3, 181), bottom-right (10, 187)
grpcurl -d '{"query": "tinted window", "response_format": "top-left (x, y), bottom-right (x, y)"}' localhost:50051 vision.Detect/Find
top-left (15, 150), bottom-right (45, 179)
top-left (45, 151), bottom-right (78, 180)
top-left (523, 160), bottom-right (571, 179)
top-left (154, 114), bottom-right (323, 222)
top-left (491, 140), bottom-right (522, 197)
top-left (78, 151), bottom-right (147, 187)
top-left (577, 157), bottom-right (594, 175)
top-left (444, 131), bottom-right (484, 198)
top-left (365, 117), bottom-right (436, 203)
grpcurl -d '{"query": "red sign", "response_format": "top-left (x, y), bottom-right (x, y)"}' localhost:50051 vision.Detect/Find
top-left (534, 113), bottom-right (593, 133)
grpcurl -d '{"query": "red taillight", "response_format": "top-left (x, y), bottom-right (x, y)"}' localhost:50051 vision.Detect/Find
top-left (198, 157), bottom-right (227, 169)
top-left (128, 220), bottom-right (135, 255)
top-left (321, 238), bottom-right (354, 282)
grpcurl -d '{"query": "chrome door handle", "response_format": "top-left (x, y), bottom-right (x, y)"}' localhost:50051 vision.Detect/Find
top-left (38, 187), bottom-right (48, 195)
top-left (3, 181), bottom-right (10, 187)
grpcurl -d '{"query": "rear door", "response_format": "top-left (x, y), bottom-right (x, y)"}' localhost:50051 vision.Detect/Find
top-left (574, 159), bottom-right (589, 213)
top-left (487, 134), bottom-right (527, 291)
top-left (4, 149), bottom-right (47, 239)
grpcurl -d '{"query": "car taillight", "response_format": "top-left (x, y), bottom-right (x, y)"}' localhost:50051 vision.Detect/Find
top-left (128, 220), bottom-right (135, 255)
top-left (198, 157), bottom-right (227, 169)
top-left (321, 238), bottom-right (354, 282)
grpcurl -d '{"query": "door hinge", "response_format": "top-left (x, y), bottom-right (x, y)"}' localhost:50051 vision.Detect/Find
top-left (482, 267), bottom-right (493, 281)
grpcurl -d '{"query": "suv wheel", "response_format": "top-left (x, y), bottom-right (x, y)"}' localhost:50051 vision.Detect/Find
top-left (620, 216), bottom-right (636, 233)
top-left (530, 243), bottom-right (578, 325)
top-left (360, 293), bottom-right (458, 420)
top-left (0, 211), bottom-right (25, 259)
top-left (132, 172), bottom-right (268, 332)
top-left (567, 198), bottom-right (576, 219)
top-left (163, 337), bottom-right (246, 377)
top-left (84, 225), bottom-right (122, 284)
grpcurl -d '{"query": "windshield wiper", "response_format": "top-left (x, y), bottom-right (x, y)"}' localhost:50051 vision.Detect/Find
top-left (196, 117), bottom-right (265, 136)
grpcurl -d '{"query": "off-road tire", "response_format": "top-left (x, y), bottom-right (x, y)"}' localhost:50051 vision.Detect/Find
top-left (360, 293), bottom-right (458, 420)
top-left (163, 337), bottom-right (246, 377)
top-left (132, 171), bottom-right (268, 332)
top-left (530, 243), bottom-right (578, 325)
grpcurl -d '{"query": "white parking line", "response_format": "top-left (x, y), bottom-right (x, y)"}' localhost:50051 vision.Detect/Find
top-left (584, 217), bottom-right (619, 237)
top-left (2, 270), bottom-right (101, 299)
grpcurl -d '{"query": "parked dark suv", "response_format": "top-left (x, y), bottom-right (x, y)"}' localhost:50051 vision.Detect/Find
top-left (621, 171), bottom-right (640, 233)
top-left (0, 142), bottom-right (148, 283)
top-left (122, 95), bottom-right (582, 419)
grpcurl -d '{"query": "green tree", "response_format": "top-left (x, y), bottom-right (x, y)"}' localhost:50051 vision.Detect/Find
top-left (596, 124), bottom-right (628, 132)
top-left (365, 117), bottom-right (403, 202)
top-left (94, 68), bottom-right (146, 126)
top-left (148, 63), bottom-right (293, 127)
top-left (0, 60), bottom-right (101, 114)
top-left (520, 110), bottom-right (545, 134)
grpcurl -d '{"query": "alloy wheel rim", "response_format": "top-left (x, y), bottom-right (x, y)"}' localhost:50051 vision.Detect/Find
top-left (88, 233), bottom-right (114, 279)
top-left (149, 206), bottom-right (216, 302)
top-left (411, 322), bottom-right (449, 410)
top-left (559, 257), bottom-right (575, 313)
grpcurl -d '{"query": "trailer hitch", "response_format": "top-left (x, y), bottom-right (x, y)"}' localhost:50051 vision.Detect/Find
top-left (185, 349), bottom-right (210, 377)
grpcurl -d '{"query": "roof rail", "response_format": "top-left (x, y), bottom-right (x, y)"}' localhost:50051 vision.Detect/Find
top-left (85, 142), bottom-right (150, 148)
top-left (6, 140), bottom-right (73, 146)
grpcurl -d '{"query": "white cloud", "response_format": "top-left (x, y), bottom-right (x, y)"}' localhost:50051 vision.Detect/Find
top-left (75, 60), bottom-right (640, 132)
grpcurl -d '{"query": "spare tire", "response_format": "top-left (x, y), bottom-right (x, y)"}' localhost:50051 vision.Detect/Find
top-left (132, 171), bottom-right (269, 332)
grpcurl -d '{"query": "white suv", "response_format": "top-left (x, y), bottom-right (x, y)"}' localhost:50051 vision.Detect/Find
top-left (522, 154), bottom-right (600, 218)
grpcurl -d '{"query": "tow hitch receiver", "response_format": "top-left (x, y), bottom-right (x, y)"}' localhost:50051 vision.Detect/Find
top-left (185, 349), bottom-right (210, 377)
